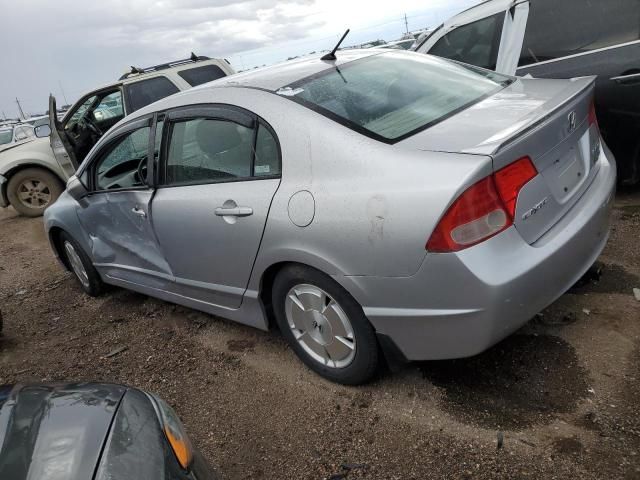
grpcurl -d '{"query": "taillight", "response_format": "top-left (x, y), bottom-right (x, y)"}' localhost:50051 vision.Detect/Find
top-left (426, 157), bottom-right (537, 253)
top-left (494, 157), bottom-right (537, 218)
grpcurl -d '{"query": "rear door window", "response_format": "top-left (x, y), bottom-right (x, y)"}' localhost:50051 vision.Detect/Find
top-left (429, 13), bottom-right (505, 70)
top-left (519, 0), bottom-right (640, 66)
top-left (178, 65), bottom-right (227, 86)
top-left (125, 77), bottom-right (180, 113)
top-left (165, 118), bottom-right (255, 185)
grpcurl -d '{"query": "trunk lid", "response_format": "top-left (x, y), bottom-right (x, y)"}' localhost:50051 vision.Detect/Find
top-left (402, 76), bottom-right (600, 244)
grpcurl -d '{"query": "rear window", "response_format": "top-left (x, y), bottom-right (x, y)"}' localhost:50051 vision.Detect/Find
top-left (125, 76), bottom-right (180, 112)
top-left (178, 64), bottom-right (227, 86)
top-left (282, 52), bottom-right (513, 143)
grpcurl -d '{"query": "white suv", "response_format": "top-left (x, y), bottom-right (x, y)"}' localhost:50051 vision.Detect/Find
top-left (0, 54), bottom-right (235, 216)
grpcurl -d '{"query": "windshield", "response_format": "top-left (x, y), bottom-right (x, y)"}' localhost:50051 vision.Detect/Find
top-left (0, 129), bottom-right (13, 145)
top-left (282, 52), bottom-right (514, 143)
top-left (66, 95), bottom-right (98, 131)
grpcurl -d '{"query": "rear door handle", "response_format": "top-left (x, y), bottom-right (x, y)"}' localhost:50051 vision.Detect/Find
top-left (131, 206), bottom-right (147, 218)
top-left (610, 72), bottom-right (640, 84)
top-left (214, 206), bottom-right (253, 217)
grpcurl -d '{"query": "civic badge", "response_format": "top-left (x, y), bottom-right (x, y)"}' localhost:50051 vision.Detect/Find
top-left (567, 111), bottom-right (577, 133)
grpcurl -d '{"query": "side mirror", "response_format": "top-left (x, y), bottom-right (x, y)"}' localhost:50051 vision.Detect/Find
top-left (35, 124), bottom-right (51, 138)
top-left (66, 175), bottom-right (88, 201)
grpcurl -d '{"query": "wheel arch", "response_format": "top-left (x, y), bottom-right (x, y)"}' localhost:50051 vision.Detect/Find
top-left (257, 261), bottom-right (299, 331)
top-left (256, 258), bottom-right (367, 330)
top-left (1, 163), bottom-right (66, 204)
top-left (255, 258), bottom-right (408, 372)
top-left (3, 162), bottom-right (65, 183)
top-left (48, 226), bottom-right (71, 272)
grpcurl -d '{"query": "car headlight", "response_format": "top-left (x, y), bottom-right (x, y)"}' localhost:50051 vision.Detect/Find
top-left (151, 395), bottom-right (194, 470)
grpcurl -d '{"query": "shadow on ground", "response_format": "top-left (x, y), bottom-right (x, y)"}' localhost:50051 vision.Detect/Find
top-left (569, 261), bottom-right (640, 295)
top-left (419, 334), bottom-right (589, 430)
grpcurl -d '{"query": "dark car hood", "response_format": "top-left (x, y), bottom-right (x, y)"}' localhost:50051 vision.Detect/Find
top-left (0, 383), bottom-right (126, 480)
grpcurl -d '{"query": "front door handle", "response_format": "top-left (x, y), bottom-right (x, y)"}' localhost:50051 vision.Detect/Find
top-left (610, 72), bottom-right (640, 84)
top-left (131, 206), bottom-right (147, 218)
top-left (214, 206), bottom-right (253, 217)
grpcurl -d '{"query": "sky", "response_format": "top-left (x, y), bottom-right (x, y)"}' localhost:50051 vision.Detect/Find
top-left (0, 0), bottom-right (478, 118)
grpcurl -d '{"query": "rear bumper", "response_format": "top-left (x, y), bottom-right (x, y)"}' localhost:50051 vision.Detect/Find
top-left (339, 146), bottom-right (616, 361)
top-left (0, 174), bottom-right (8, 208)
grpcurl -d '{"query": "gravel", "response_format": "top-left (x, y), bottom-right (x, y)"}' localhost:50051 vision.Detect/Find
top-left (0, 192), bottom-right (639, 479)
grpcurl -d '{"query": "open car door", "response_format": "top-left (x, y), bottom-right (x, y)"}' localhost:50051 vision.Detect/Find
top-left (48, 94), bottom-right (78, 177)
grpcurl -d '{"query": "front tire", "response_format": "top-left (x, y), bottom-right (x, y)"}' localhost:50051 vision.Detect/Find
top-left (272, 265), bottom-right (379, 385)
top-left (59, 232), bottom-right (104, 297)
top-left (7, 168), bottom-right (64, 217)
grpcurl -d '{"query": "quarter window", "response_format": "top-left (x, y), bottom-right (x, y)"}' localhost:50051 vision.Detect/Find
top-left (178, 65), bottom-right (227, 87)
top-left (125, 77), bottom-right (180, 113)
top-left (429, 13), bottom-right (505, 70)
top-left (519, 0), bottom-right (640, 67)
top-left (254, 124), bottom-right (280, 176)
top-left (165, 119), bottom-right (254, 185)
top-left (95, 127), bottom-right (150, 191)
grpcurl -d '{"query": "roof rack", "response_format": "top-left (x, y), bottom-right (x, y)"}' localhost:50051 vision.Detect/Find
top-left (119, 52), bottom-right (211, 80)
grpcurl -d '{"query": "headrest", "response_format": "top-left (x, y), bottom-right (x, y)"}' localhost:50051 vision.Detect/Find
top-left (195, 119), bottom-right (243, 155)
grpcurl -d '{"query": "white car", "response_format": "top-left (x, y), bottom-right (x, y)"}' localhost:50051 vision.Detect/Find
top-left (0, 54), bottom-right (235, 216)
top-left (0, 124), bottom-right (36, 153)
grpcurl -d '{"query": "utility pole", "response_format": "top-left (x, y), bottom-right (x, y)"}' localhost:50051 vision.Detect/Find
top-left (404, 13), bottom-right (409, 34)
top-left (1, 111), bottom-right (6, 121)
top-left (15, 98), bottom-right (26, 120)
top-left (58, 80), bottom-right (69, 105)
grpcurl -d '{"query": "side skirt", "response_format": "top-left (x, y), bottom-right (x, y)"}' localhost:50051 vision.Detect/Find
top-left (101, 273), bottom-right (270, 331)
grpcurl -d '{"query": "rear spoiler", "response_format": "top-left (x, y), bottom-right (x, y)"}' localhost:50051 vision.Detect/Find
top-left (469, 76), bottom-right (596, 158)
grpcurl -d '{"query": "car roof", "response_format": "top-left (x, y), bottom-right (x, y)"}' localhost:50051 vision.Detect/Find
top-left (209, 49), bottom-right (381, 92)
top-left (61, 57), bottom-right (232, 112)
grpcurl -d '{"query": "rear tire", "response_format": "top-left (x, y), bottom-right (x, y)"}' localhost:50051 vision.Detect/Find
top-left (272, 265), bottom-right (379, 385)
top-left (7, 168), bottom-right (64, 217)
top-left (59, 231), bottom-right (104, 297)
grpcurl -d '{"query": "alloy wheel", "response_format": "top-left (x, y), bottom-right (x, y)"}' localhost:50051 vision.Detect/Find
top-left (285, 284), bottom-right (356, 368)
top-left (16, 179), bottom-right (52, 209)
top-left (64, 241), bottom-right (90, 289)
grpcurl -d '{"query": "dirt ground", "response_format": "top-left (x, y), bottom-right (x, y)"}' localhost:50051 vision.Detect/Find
top-left (0, 192), bottom-right (639, 480)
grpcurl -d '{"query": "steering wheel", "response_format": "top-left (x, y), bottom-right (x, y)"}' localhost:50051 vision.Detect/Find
top-left (83, 115), bottom-right (103, 136)
top-left (135, 157), bottom-right (149, 185)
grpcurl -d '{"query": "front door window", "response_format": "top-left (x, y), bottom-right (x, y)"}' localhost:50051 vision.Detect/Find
top-left (94, 126), bottom-right (150, 191)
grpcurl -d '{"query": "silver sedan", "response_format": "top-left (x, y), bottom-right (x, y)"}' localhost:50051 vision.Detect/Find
top-left (44, 50), bottom-right (616, 384)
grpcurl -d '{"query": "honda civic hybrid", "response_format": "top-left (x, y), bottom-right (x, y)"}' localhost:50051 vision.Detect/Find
top-left (44, 50), bottom-right (616, 384)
